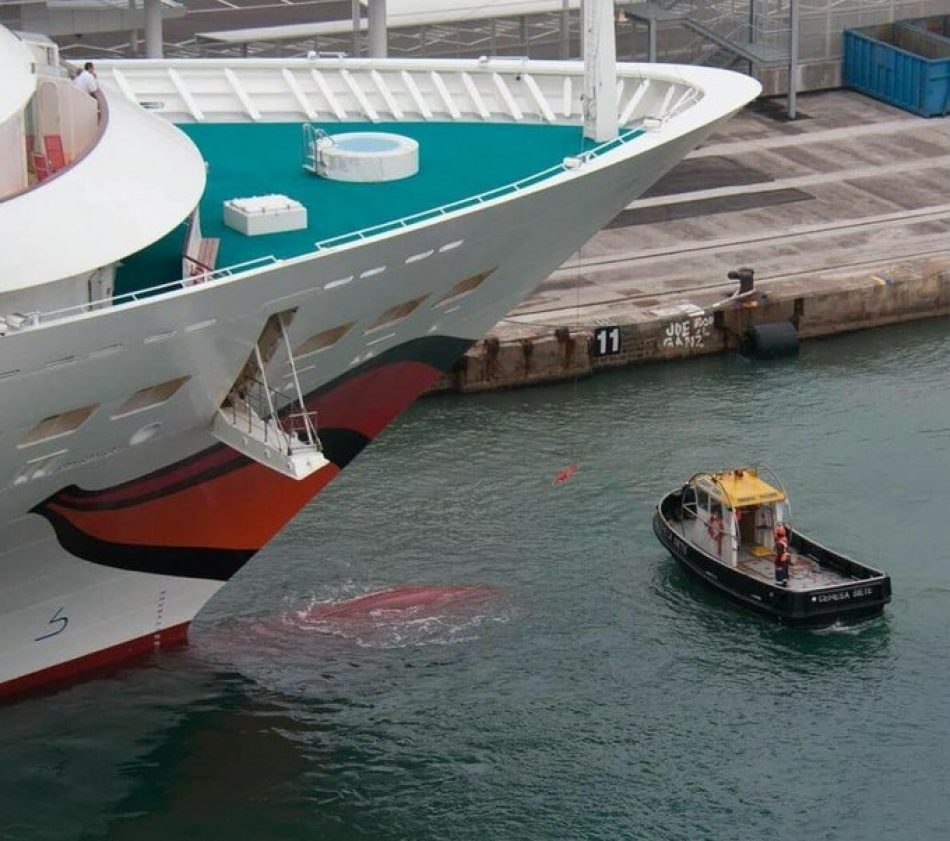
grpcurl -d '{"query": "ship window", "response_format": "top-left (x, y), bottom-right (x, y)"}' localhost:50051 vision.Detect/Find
top-left (112, 376), bottom-right (190, 419)
top-left (365, 295), bottom-right (428, 333)
top-left (433, 271), bottom-right (492, 307)
top-left (295, 322), bottom-right (355, 357)
top-left (130, 422), bottom-right (162, 446)
top-left (696, 489), bottom-right (709, 511)
top-left (19, 405), bottom-right (97, 448)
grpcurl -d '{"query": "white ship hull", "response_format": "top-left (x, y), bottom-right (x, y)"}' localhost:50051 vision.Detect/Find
top-left (0, 47), bottom-right (759, 696)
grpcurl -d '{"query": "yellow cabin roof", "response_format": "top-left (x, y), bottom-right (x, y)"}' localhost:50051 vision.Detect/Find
top-left (694, 468), bottom-right (786, 508)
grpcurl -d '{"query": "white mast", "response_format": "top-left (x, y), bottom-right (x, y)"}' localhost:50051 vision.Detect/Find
top-left (582, 0), bottom-right (618, 143)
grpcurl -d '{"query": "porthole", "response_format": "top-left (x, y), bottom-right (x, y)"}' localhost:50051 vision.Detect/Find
top-left (130, 422), bottom-right (163, 446)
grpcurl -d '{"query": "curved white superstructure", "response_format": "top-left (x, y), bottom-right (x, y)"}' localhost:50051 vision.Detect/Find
top-left (0, 28), bottom-right (34, 124)
top-left (0, 25), bottom-right (760, 698)
top-left (1, 86), bottom-right (206, 292)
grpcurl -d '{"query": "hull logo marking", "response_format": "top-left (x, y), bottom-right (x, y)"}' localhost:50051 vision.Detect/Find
top-left (34, 607), bottom-right (69, 642)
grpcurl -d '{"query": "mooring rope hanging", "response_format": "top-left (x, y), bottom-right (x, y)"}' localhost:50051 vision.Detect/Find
top-left (552, 214), bottom-right (584, 488)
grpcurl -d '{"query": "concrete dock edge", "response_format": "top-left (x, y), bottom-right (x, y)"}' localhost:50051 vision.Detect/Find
top-left (429, 258), bottom-right (950, 394)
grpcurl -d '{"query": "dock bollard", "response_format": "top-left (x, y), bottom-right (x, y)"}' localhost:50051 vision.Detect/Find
top-left (727, 267), bottom-right (756, 296)
top-left (520, 338), bottom-right (534, 374)
top-left (554, 326), bottom-right (577, 368)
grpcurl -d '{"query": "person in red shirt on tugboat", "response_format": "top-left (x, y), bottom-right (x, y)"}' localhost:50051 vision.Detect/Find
top-left (774, 524), bottom-right (790, 586)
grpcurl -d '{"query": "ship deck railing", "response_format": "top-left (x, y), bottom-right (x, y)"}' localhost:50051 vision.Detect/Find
top-left (12, 124), bottom-right (648, 330)
top-left (15, 256), bottom-right (279, 328)
top-left (312, 125), bottom-right (642, 250)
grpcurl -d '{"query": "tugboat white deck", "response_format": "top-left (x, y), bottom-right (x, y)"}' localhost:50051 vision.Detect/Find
top-left (736, 549), bottom-right (858, 591)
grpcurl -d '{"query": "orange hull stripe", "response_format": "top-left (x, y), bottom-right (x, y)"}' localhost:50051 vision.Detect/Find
top-left (41, 358), bottom-right (443, 550)
top-left (48, 463), bottom-right (341, 550)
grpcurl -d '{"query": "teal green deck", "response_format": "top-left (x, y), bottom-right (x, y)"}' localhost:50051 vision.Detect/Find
top-left (114, 121), bottom-right (601, 296)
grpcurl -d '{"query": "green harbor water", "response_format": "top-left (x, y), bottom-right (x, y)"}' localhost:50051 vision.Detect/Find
top-left (2, 319), bottom-right (949, 840)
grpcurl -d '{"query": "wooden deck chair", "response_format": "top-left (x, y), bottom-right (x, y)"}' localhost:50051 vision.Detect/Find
top-left (181, 209), bottom-right (220, 282)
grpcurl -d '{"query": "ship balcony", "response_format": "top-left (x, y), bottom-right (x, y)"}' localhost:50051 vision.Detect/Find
top-left (212, 378), bottom-right (328, 480)
top-left (1, 70), bottom-right (104, 203)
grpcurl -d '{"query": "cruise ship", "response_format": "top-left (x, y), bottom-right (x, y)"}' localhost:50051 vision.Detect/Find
top-left (0, 13), bottom-right (759, 697)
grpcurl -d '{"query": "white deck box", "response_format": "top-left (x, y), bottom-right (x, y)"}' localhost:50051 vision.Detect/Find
top-left (223, 194), bottom-right (308, 236)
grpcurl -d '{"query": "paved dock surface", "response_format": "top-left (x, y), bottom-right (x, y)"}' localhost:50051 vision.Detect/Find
top-left (504, 90), bottom-right (950, 337)
top-left (428, 90), bottom-right (949, 392)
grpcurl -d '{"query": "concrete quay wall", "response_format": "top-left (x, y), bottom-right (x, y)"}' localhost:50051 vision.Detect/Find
top-left (431, 259), bottom-right (950, 394)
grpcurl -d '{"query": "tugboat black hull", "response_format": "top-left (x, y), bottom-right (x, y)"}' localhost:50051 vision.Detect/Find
top-left (654, 492), bottom-right (891, 627)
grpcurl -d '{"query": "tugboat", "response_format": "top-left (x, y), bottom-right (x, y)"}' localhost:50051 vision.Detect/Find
top-left (653, 466), bottom-right (891, 626)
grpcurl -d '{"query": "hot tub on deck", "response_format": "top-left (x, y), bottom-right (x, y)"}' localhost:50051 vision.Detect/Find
top-left (308, 130), bottom-right (420, 183)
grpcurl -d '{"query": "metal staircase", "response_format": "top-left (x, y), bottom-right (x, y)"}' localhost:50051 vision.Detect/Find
top-left (212, 313), bottom-right (329, 480)
top-left (624, 0), bottom-right (790, 68)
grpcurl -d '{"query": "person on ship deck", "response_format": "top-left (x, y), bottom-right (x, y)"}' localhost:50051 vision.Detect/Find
top-left (72, 62), bottom-right (98, 97)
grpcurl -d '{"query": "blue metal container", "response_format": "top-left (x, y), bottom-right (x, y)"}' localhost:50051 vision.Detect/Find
top-left (843, 22), bottom-right (950, 117)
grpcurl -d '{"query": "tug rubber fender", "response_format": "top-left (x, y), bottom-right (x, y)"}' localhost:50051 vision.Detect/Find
top-left (742, 320), bottom-right (799, 359)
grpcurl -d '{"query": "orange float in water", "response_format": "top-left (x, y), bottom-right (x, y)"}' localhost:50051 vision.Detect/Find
top-left (552, 464), bottom-right (578, 486)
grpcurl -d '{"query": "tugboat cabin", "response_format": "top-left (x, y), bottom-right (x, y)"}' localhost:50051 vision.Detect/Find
top-left (682, 468), bottom-right (789, 569)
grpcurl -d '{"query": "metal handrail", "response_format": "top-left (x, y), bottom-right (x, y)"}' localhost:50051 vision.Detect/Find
top-left (21, 255), bottom-right (279, 326)
top-left (15, 126), bottom-right (647, 329)
top-left (222, 375), bottom-right (321, 455)
top-left (752, 462), bottom-right (793, 527)
top-left (313, 126), bottom-right (644, 251)
top-left (690, 464), bottom-right (792, 533)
